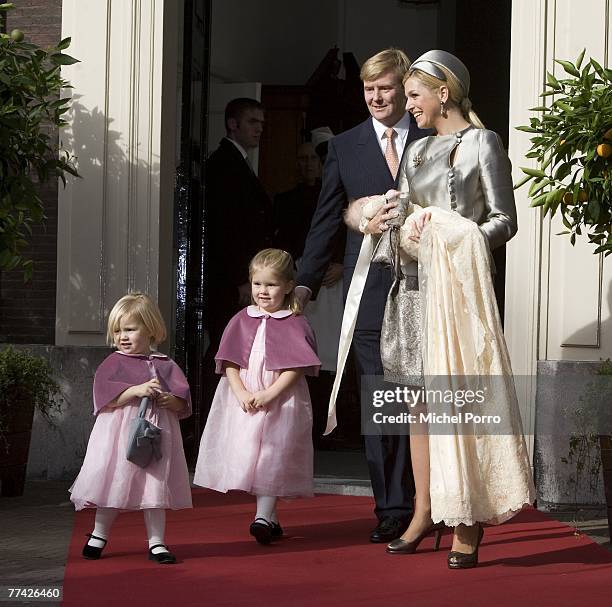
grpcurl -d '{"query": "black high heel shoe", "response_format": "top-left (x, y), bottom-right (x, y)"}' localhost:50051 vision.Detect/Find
top-left (82, 533), bottom-right (107, 560)
top-left (386, 522), bottom-right (445, 554)
top-left (447, 524), bottom-right (484, 569)
top-left (148, 544), bottom-right (177, 564)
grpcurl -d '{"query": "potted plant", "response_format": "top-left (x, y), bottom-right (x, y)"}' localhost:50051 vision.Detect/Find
top-left (516, 50), bottom-right (612, 255)
top-left (0, 346), bottom-right (62, 497)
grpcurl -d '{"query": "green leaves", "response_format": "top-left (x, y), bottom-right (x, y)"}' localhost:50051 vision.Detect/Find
top-left (555, 59), bottom-right (580, 78)
top-left (516, 51), bottom-right (612, 256)
top-left (0, 30), bottom-right (79, 278)
top-left (49, 52), bottom-right (79, 66)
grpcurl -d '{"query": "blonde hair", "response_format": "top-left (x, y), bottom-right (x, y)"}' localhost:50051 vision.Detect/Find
top-left (360, 48), bottom-right (411, 83)
top-left (249, 249), bottom-right (297, 313)
top-left (404, 67), bottom-right (485, 129)
top-left (107, 292), bottom-right (167, 347)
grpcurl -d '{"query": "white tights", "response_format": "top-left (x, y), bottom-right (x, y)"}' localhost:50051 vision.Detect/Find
top-left (255, 496), bottom-right (278, 523)
top-left (87, 507), bottom-right (169, 553)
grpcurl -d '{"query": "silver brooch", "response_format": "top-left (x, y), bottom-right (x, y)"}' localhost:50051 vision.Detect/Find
top-left (412, 153), bottom-right (423, 168)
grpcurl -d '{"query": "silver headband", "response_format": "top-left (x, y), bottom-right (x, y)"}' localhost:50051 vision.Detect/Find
top-left (409, 50), bottom-right (470, 96)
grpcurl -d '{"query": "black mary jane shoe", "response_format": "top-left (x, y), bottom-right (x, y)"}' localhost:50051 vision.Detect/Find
top-left (148, 544), bottom-right (177, 564)
top-left (249, 517), bottom-right (274, 545)
top-left (270, 521), bottom-right (284, 539)
top-left (447, 525), bottom-right (484, 569)
top-left (82, 533), bottom-right (108, 560)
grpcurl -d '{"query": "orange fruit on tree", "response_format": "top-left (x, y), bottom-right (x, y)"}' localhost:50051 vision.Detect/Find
top-left (562, 191), bottom-right (574, 205)
top-left (603, 128), bottom-right (612, 140)
top-left (597, 143), bottom-right (612, 158)
top-left (578, 190), bottom-right (588, 203)
top-left (10, 29), bottom-right (24, 42)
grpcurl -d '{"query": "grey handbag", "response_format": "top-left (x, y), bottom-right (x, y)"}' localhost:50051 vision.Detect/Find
top-left (126, 397), bottom-right (162, 468)
top-left (373, 194), bottom-right (423, 386)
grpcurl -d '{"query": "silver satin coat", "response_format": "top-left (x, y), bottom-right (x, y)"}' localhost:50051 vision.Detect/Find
top-left (397, 125), bottom-right (517, 260)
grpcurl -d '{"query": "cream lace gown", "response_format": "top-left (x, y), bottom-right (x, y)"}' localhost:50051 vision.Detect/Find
top-left (396, 127), bottom-right (534, 526)
top-left (402, 205), bottom-right (535, 526)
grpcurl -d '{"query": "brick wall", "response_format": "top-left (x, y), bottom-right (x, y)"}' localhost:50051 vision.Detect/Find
top-left (0, 0), bottom-right (63, 344)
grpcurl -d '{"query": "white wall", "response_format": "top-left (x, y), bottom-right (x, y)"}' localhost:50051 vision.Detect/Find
top-left (56, 0), bottom-right (179, 346)
top-left (210, 0), bottom-right (438, 85)
top-left (507, 0), bottom-right (612, 365)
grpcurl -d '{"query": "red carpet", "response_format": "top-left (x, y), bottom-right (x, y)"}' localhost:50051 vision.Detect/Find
top-left (62, 490), bottom-right (612, 607)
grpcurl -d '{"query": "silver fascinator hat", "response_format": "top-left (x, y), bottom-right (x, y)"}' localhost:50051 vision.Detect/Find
top-left (409, 50), bottom-right (470, 96)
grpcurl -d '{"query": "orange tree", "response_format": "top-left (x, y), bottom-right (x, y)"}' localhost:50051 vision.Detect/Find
top-left (516, 50), bottom-right (612, 255)
top-left (0, 3), bottom-right (78, 279)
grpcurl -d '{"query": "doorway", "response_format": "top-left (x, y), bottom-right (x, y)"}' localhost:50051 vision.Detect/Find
top-left (173, 0), bottom-right (513, 470)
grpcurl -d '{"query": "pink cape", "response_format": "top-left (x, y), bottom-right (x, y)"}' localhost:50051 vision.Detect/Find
top-left (215, 308), bottom-right (320, 375)
top-left (93, 352), bottom-right (191, 419)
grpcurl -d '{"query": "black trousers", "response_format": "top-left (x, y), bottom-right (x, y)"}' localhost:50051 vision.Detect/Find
top-left (353, 329), bottom-right (415, 522)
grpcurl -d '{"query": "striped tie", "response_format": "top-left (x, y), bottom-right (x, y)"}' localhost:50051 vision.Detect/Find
top-left (384, 127), bottom-right (399, 179)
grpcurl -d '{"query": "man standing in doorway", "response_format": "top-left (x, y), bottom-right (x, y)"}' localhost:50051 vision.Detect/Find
top-left (296, 49), bottom-right (430, 543)
top-left (205, 97), bottom-right (272, 351)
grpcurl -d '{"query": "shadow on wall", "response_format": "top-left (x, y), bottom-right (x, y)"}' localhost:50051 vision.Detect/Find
top-left (55, 97), bottom-right (162, 344)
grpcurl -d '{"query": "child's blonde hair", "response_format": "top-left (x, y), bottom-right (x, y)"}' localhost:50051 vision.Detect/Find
top-left (248, 249), bottom-right (298, 313)
top-left (107, 292), bottom-right (167, 347)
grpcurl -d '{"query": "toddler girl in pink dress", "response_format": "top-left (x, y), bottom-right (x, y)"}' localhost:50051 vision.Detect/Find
top-left (70, 293), bottom-right (192, 564)
top-left (194, 249), bottom-right (320, 544)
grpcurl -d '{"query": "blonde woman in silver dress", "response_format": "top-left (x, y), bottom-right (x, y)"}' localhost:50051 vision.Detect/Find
top-left (368, 50), bottom-right (535, 568)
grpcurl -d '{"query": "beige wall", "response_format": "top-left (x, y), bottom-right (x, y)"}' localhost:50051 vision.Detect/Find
top-left (507, 0), bottom-right (612, 443)
top-left (56, 0), bottom-right (179, 347)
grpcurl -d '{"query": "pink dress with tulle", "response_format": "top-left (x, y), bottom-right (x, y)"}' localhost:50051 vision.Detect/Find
top-left (194, 313), bottom-right (314, 497)
top-left (70, 355), bottom-right (192, 511)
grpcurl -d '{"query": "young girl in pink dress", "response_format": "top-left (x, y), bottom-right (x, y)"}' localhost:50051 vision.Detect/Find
top-left (70, 293), bottom-right (192, 564)
top-left (194, 249), bottom-right (320, 544)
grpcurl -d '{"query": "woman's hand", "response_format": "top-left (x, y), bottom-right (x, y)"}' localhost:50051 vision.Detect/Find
top-left (408, 211), bottom-right (432, 242)
top-left (156, 392), bottom-right (186, 413)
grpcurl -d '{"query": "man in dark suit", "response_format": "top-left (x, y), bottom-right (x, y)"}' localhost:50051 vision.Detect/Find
top-left (205, 98), bottom-right (272, 348)
top-left (296, 49), bottom-right (430, 543)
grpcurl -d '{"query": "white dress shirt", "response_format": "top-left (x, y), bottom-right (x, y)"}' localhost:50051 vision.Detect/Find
top-left (371, 112), bottom-right (413, 160)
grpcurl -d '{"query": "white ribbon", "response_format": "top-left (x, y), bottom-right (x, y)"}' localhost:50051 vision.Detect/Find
top-left (324, 233), bottom-right (375, 435)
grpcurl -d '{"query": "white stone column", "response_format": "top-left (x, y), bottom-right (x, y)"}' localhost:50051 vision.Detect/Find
top-left (507, 0), bottom-right (612, 460)
top-left (56, 0), bottom-right (179, 346)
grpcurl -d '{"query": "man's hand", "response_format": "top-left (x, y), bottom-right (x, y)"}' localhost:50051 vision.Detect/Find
top-left (322, 262), bottom-right (343, 287)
